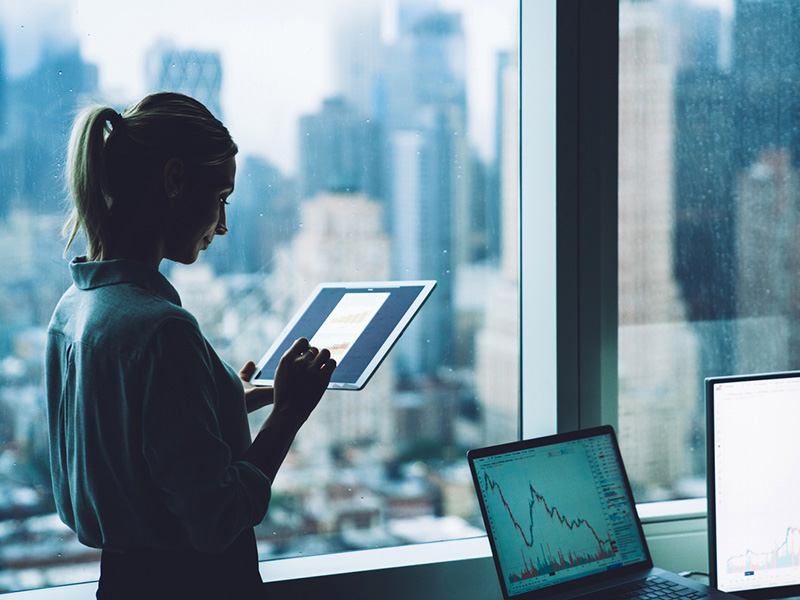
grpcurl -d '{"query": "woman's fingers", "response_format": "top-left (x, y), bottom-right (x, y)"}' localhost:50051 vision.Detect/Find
top-left (310, 347), bottom-right (334, 371)
top-left (239, 360), bottom-right (258, 382)
top-left (286, 337), bottom-right (310, 358)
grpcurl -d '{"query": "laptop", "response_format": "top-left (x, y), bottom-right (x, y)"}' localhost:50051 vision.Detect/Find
top-left (468, 426), bottom-right (740, 600)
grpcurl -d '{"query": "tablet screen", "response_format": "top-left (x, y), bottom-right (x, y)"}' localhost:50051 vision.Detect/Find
top-left (253, 281), bottom-right (435, 390)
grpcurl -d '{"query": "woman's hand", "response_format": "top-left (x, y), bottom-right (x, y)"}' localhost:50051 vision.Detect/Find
top-left (271, 338), bottom-right (336, 428)
top-left (239, 361), bottom-right (274, 413)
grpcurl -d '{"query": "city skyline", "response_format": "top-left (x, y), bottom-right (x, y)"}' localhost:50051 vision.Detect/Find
top-left (0, 0), bottom-right (518, 174)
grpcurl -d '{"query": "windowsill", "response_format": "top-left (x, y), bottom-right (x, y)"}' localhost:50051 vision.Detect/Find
top-left (637, 498), bottom-right (707, 523)
top-left (257, 498), bottom-right (709, 583)
top-left (1, 502), bottom-right (707, 598)
top-left (258, 536), bottom-right (492, 582)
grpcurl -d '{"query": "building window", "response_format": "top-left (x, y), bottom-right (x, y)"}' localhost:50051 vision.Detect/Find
top-left (0, 0), bottom-right (518, 593)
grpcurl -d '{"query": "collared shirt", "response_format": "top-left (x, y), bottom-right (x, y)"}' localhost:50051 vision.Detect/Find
top-left (46, 258), bottom-right (271, 554)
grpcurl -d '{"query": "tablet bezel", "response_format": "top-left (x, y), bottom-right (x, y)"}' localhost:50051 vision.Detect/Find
top-left (252, 280), bottom-right (436, 390)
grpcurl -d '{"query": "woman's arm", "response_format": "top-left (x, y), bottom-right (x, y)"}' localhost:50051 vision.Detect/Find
top-left (243, 338), bottom-right (336, 482)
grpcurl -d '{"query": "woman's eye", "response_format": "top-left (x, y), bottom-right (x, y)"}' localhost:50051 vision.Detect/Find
top-left (220, 198), bottom-right (230, 206)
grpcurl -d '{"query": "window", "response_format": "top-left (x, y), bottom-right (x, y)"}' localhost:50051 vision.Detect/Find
top-left (618, 0), bottom-right (800, 505)
top-left (0, 0), bottom-right (518, 594)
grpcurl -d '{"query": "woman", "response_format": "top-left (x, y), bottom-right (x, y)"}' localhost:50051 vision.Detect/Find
top-left (45, 92), bottom-right (336, 599)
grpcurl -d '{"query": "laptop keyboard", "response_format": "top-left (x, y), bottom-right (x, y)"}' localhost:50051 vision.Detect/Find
top-left (592, 575), bottom-right (708, 599)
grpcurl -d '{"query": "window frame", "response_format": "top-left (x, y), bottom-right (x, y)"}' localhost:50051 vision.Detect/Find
top-left (552, 0), bottom-right (619, 434)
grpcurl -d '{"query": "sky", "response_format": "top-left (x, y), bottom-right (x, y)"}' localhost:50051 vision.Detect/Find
top-left (0, 0), bottom-right (518, 175)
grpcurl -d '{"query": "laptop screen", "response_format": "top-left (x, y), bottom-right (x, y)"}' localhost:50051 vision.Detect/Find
top-left (707, 371), bottom-right (800, 599)
top-left (468, 426), bottom-right (650, 599)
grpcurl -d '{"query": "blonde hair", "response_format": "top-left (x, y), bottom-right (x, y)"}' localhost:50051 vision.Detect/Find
top-left (64, 92), bottom-right (238, 260)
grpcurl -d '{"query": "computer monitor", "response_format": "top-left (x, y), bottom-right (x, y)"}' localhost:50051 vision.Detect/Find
top-left (707, 370), bottom-right (800, 599)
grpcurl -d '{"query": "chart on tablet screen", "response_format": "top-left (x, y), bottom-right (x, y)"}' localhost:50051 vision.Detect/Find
top-left (309, 292), bottom-right (389, 363)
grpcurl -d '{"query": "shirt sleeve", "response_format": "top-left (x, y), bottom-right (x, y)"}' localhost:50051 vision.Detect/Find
top-left (140, 316), bottom-right (271, 554)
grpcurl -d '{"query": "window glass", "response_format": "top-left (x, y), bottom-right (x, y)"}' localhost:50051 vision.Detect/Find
top-left (0, 0), bottom-right (518, 592)
top-left (618, 0), bottom-right (796, 502)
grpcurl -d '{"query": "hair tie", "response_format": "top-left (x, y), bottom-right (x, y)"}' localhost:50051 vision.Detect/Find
top-left (109, 111), bottom-right (125, 133)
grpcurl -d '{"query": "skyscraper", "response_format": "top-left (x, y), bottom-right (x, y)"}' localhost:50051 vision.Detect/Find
top-left (617, 0), bottom-right (698, 490)
top-left (673, 0), bottom-right (800, 379)
top-left (298, 96), bottom-right (382, 202)
top-left (475, 46), bottom-right (518, 446)
top-left (277, 191), bottom-right (393, 458)
top-left (146, 43), bottom-right (224, 119)
top-left (734, 148), bottom-right (800, 373)
top-left (2, 45), bottom-right (98, 216)
top-left (213, 155), bottom-right (292, 274)
top-left (382, 8), bottom-right (468, 378)
top-left (0, 30), bottom-right (6, 140)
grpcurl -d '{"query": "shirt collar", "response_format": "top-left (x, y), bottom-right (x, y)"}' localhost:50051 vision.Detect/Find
top-left (70, 257), bottom-right (182, 307)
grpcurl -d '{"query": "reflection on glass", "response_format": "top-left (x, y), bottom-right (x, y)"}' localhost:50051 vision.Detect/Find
top-left (619, 0), bottom-right (800, 502)
top-left (0, 0), bottom-right (518, 593)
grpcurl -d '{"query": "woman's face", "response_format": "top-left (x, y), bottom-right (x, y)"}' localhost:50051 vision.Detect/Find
top-left (164, 156), bottom-right (236, 265)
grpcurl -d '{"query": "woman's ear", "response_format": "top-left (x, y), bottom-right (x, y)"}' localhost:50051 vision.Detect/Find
top-left (163, 157), bottom-right (184, 199)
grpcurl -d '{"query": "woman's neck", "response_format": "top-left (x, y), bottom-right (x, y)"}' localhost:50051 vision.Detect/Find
top-left (102, 211), bottom-right (165, 269)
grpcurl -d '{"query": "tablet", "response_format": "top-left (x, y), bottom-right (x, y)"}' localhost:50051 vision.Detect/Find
top-left (252, 280), bottom-right (436, 390)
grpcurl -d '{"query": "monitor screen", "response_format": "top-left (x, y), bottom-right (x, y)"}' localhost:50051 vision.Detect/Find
top-left (708, 371), bottom-right (800, 599)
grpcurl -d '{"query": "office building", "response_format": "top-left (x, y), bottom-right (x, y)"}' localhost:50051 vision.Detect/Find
top-left (298, 97), bottom-right (383, 202)
top-left (333, 4), bottom-right (384, 120)
top-left (0, 45), bottom-right (97, 216)
top-left (212, 155), bottom-right (293, 274)
top-left (0, 33), bottom-right (6, 139)
top-left (617, 0), bottom-right (698, 490)
top-left (482, 50), bottom-right (513, 265)
top-left (673, 0), bottom-right (800, 380)
top-left (734, 148), bottom-right (800, 373)
top-left (146, 43), bottom-right (224, 120)
top-left (381, 8), bottom-right (470, 378)
top-left (475, 46), bottom-right (518, 447)
top-left (277, 191), bottom-right (394, 459)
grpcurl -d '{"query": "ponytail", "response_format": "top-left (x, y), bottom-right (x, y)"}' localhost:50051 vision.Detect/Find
top-left (63, 106), bottom-right (121, 260)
